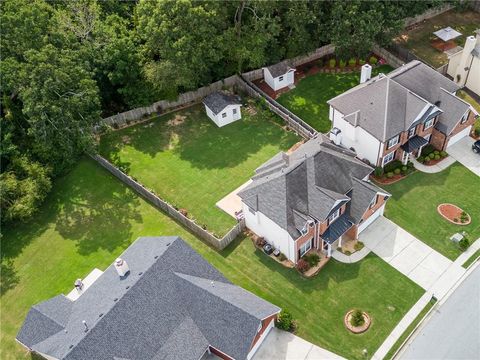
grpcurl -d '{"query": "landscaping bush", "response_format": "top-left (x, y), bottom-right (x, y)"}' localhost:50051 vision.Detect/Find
top-left (428, 153), bottom-right (435, 159)
top-left (303, 253), bottom-right (320, 267)
top-left (459, 238), bottom-right (470, 251)
top-left (421, 144), bottom-right (435, 157)
top-left (401, 165), bottom-right (408, 174)
top-left (384, 160), bottom-right (402, 173)
top-left (296, 259), bottom-right (310, 273)
top-left (386, 172), bottom-right (394, 178)
top-left (434, 150), bottom-right (440, 155)
top-left (374, 166), bottom-right (384, 177)
top-left (354, 241), bottom-right (365, 251)
top-left (440, 151), bottom-right (448, 158)
top-left (339, 59), bottom-right (346, 68)
top-left (394, 168), bottom-right (401, 175)
top-left (329, 58), bottom-right (336, 68)
top-left (279, 253), bottom-right (287, 262)
top-left (350, 309), bottom-right (365, 327)
top-left (344, 250), bottom-right (352, 256)
top-left (277, 310), bottom-right (295, 331)
top-left (460, 211), bottom-right (469, 223)
top-left (317, 59), bottom-right (324, 67)
top-left (348, 58), bottom-right (357, 67)
top-left (359, 59), bottom-right (366, 65)
top-left (369, 56), bottom-right (378, 65)
top-left (434, 154), bottom-right (440, 160)
top-left (407, 161), bottom-right (414, 169)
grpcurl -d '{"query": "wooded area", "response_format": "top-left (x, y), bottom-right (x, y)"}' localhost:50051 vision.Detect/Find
top-left (0, 0), bottom-right (460, 225)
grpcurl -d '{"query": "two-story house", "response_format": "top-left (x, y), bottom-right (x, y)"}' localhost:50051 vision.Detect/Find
top-left (327, 60), bottom-right (476, 168)
top-left (238, 135), bottom-right (390, 264)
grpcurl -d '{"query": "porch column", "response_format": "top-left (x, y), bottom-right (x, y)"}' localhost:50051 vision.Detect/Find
top-left (338, 236), bottom-right (343, 248)
top-left (327, 244), bottom-right (332, 257)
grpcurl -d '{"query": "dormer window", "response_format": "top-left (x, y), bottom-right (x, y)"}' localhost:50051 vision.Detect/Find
top-left (460, 111), bottom-right (469, 124)
top-left (408, 127), bottom-right (416, 138)
top-left (387, 135), bottom-right (399, 149)
top-left (328, 208), bottom-right (340, 224)
top-left (424, 118), bottom-right (434, 129)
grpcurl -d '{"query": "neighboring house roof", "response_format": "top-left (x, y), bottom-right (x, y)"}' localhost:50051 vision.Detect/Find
top-left (203, 91), bottom-right (241, 115)
top-left (238, 135), bottom-right (387, 239)
top-left (17, 236), bottom-right (280, 360)
top-left (328, 60), bottom-right (468, 139)
top-left (265, 61), bottom-right (295, 78)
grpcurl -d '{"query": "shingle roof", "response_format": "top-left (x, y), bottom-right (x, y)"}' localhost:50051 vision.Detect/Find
top-left (265, 61), bottom-right (295, 78)
top-left (348, 178), bottom-right (390, 223)
top-left (328, 60), bottom-right (467, 140)
top-left (435, 88), bottom-right (471, 134)
top-left (203, 91), bottom-right (241, 115)
top-left (17, 237), bottom-right (280, 360)
top-left (238, 136), bottom-right (385, 238)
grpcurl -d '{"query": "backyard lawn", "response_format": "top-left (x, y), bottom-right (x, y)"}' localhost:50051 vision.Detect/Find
top-left (1, 158), bottom-right (424, 360)
top-left (383, 162), bottom-right (480, 260)
top-left (99, 103), bottom-right (299, 237)
top-left (395, 9), bottom-right (480, 67)
top-left (277, 65), bottom-right (394, 133)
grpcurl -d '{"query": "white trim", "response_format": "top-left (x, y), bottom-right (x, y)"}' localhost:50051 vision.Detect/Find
top-left (387, 135), bottom-right (399, 149)
top-left (408, 127), bottom-right (416, 138)
top-left (424, 118), bottom-right (434, 129)
top-left (382, 151), bottom-right (395, 166)
top-left (328, 208), bottom-right (340, 224)
top-left (299, 239), bottom-right (312, 257)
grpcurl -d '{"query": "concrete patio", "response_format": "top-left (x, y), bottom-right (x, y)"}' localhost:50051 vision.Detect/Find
top-left (447, 136), bottom-right (480, 176)
top-left (216, 180), bottom-right (252, 218)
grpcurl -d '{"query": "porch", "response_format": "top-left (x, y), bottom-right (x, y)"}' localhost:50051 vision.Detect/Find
top-left (400, 135), bottom-right (429, 164)
top-left (320, 214), bottom-right (356, 257)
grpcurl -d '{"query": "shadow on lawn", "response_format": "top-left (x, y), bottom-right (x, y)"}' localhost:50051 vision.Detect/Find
top-left (0, 260), bottom-right (19, 296)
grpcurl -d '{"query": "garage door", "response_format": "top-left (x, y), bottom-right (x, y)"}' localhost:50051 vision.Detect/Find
top-left (447, 125), bottom-right (472, 148)
top-left (357, 204), bottom-right (385, 235)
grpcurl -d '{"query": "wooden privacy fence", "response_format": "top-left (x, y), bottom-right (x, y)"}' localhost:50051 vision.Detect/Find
top-left (91, 154), bottom-right (245, 250)
top-left (237, 76), bottom-right (318, 139)
top-left (403, 4), bottom-right (454, 28)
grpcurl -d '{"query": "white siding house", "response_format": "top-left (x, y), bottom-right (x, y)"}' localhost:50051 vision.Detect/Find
top-left (203, 91), bottom-right (242, 127)
top-left (263, 62), bottom-right (295, 91)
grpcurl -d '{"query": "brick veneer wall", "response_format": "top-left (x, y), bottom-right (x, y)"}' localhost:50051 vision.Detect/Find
top-left (249, 314), bottom-right (278, 352)
top-left (431, 110), bottom-right (475, 150)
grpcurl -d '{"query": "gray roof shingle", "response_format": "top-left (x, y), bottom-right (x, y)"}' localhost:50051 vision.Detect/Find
top-left (203, 91), bottom-right (241, 115)
top-left (17, 237), bottom-right (280, 360)
top-left (265, 61), bottom-right (295, 78)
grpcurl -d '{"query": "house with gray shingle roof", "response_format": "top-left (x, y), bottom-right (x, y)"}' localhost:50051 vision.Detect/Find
top-left (17, 236), bottom-right (280, 360)
top-left (203, 91), bottom-right (242, 127)
top-left (327, 61), bottom-right (476, 168)
top-left (238, 135), bottom-right (390, 263)
top-left (263, 61), bottom-right (296, 91)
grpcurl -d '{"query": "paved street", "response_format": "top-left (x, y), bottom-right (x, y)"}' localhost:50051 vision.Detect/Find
top-left (399, 265), bottom-right (480, 360)
top-left (448, 136), bottom-right (480, 176)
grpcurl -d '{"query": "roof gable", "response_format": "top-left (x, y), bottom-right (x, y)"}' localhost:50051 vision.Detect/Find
top-left (203, 91), bottom-right (241, 115)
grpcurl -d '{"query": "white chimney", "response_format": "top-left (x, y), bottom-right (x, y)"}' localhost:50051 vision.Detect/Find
top-left (114, 258), bottom-right (130, 277)
top-left (455, 35), bottom-right (476, 86)
top-left (360, 64), bottom-right (372, 84)
top-left (329, 127), bottom-right (342, 146)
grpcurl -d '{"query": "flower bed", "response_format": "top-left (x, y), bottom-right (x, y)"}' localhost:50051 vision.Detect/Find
top-left (344, 310), bottom-right (371, 334)
top-left (437, 203), bottom-right (471, 225)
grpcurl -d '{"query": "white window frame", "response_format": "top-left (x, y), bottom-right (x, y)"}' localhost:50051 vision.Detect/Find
top-left (387, 135), bottom-right (399, 149)
top-left (221, 112), bottom-right (227, 118)
top-left (232, 108), bottom-right (237, 115)
top-left (278, 75), bottom-right (284, 81)
top-left (424, 118), bottom-right (434, 129)
top-left (408, 127), bottom-right (416, 138)
top-left (424, 134), bottom-right (431, 142)
top-left (460, 111), bottom-right (469, 124)
top-left (382, 151), bottom-right (395, 166)
top-left (328, 208), bottom-right (340, 224)
top-left (369, 195), bottom-right (377, 209)
top-left (299, 239), bottom-right (312, 257)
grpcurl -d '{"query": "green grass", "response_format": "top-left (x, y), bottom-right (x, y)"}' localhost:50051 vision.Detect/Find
top-left (383, 163), bottom-right (480, 260)
top-left (395, 9), bottom-right (480, 68)
top-left (0, 158), bottom-right (424, 360)
top-left (99, 103), bottom-right (299, 236)
top-left (384, 298), bottom-right (437, 360)
top-left (462, 249), bottom-right (480, 268)
top-left (277, 65), bottom-right (394, 132)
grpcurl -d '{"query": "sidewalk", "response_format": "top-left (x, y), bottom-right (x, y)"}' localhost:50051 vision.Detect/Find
top-left (331, 246), bottom-right (370, 263)
top-left (410, 156), bottom-right (455, 173)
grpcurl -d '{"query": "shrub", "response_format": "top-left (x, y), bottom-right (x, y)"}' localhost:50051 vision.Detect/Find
top-left (354, 241), bottom-right (365, 251)
top-left (475, 128), bottom-right (480, 137)
top-left (401, 165), bottom-right (408, 174)
top-left (304, 253), bottom-right (320, 267)
top-left (350, 309), bottom-right (365, 327)
top-left (279, 253), bottom-right (287, 262)
top-left (440, 151), bottom-right (448, 158)
top-left (459, 238), bottom-right (470, 251)
top-left (434, 150), bottom-right (440, 155)
top-left (374, 166), bottom-right (384, 177)
top-left (255, 237), bottom-right (266, 247)
top-left (359, 59), bottom-right (366, 65)
top-left (394, 168), bottom-right (401, 175)
top-left (407, 161), bottom-right (415, 169)
top-left (317, 59), bottom-right (324, 67)
top-left (277, 310), bottom-right (294, 331)
top-left (386, 172), bottom-right (394, 178)
top-left (329, 58), bottom-right (336, 68)
top-left (384, 160), bottom-right (402, 173)
top-left (454, 218), bottom-right (459, 222)
top-left (369, 56), bottom-right (378, 65)
top-left (344, 250), bottom-right (352, 256)
top-left (428, 153), bottom-right (435, 159)
top-left (296, 259), bottom-right (310, 273)
top-left (434, 154), bottom-right (440, 160)
top-left (417, 156), bottom-right (424, 163)
top-left (421, 144), bottom-right (435, 157)
top-left (348, 58), bottom-right (357, 67)
top-left (339, 59), bottom-right (346, 68)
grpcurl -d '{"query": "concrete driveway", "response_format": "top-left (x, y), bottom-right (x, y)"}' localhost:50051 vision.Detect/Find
top-left (447, 136), bottom-right (480, 176)
top-left (253, 328), bottom-right (345, 360)
top-left (359, 217), bottom-right (452, 290)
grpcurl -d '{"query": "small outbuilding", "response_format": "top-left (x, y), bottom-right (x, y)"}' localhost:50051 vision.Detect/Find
top-left (203, 91), bottom-right (242, 127)
top-left (263, 62), bottom-right (296, 91)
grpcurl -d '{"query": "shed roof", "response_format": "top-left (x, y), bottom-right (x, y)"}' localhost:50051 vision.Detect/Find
top-left (265, 61), bottom-right (295, 78)
top-left (433, 27), bottom-right (462, 42)
top-left (203, 91), bottom-right (241, 115)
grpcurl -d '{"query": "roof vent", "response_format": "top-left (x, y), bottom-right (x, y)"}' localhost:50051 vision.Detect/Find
top-left (114, 258), bottom-right (130, 277)
top-left (74, 279), bottom-right (83, 292)
top-left (82, 320), bottom-right (89, 332)
top-left (211, 281), bottom-right (215, 287)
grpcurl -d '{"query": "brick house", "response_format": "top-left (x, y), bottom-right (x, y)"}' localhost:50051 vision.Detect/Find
top-left (328, 60), bottom-right (476, 168)
top-left (16, 236), bottom-right (280, 360)
top-left (238, 135), bottom-right (390, 263)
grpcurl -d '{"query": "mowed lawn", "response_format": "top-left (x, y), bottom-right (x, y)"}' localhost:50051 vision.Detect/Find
top-left (1, 158), bottom-right (424, 360)
top-left (99, 103), bottom-right (298, 237)
top-left (383, 163), bottom-right (480, 260)
top-left (277, 65), bottom-right (393, 133)
top-left (395, 9), bottom-right (480, 67)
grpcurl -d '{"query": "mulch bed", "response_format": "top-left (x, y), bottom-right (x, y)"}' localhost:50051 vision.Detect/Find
top-left (422, 156), bottom-right (449, 166)
top-left (344, 310), bottom-right (371, 334)
top-left (431, 39), bottom-right (458, 52)
top-left (437, 204), bottom-right (471, 225)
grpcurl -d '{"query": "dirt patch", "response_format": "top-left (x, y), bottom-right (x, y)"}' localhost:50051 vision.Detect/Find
top-left (344, 310), bottom-right (371, 334)
top-left (437, 203), bottom-right (471, 225)
top-left (167, 114), bottom-right (186, 126)
top-left (245, 100), bottom-right (258, 116)
top-left (121, 135), bottom-right (131, 144)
